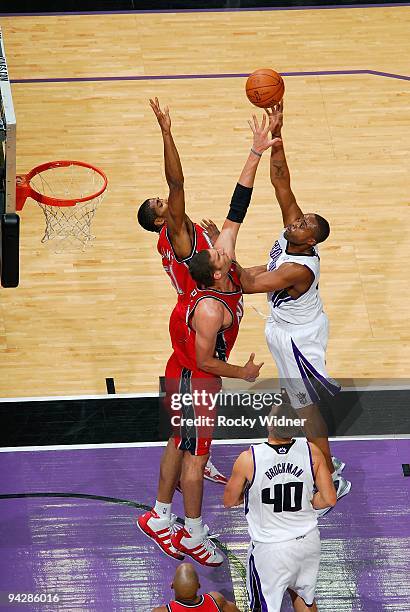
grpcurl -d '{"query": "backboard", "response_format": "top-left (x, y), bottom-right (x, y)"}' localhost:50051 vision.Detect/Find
top-left (0, 26), bottom-right (19, 288)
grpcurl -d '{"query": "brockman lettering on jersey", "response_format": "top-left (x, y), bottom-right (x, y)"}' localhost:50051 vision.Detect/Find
top-left (265, 463), bottom-right (304, 480)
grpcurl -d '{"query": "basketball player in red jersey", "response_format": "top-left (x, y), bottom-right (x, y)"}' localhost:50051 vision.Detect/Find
top-left (137, 98), bottom-right (226, 486)
top-left (138, 113), bottom-right (281, 566)
top-left (153, 563), bottom-right (240, 612)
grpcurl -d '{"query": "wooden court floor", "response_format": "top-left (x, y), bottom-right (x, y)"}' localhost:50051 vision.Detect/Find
top-left (0, 6), bottom-right (409, 396)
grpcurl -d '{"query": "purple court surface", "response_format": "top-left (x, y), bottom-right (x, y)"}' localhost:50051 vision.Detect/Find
top-left (0, 439), bottom-right (409, 611)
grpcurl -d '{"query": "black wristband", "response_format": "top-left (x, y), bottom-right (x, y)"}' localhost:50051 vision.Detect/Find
top-left (227, 183), bottom-right (253, 223)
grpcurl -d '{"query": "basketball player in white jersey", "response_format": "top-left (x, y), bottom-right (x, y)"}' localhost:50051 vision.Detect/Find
top-left (204, 102), bottom-right (351, 516)
top-left (224, 404), bottom-right (337, 611)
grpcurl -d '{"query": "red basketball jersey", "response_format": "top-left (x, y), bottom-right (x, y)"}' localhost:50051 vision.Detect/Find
top-left (170, 264), bottom-right (244, 373)
top-left (157, 222), bottom-right (212, 299)
top-left (167, 593), bottom-right (221, 611)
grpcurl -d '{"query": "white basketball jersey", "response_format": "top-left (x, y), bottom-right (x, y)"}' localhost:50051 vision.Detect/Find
top-left (245, 439), bottom-right (317, 543)
top-left (267, 231), bottom-right (323, 325)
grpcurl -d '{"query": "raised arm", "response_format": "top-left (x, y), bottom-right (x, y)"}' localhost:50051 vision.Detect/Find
top-left (266, 102), bottom-right (303, 226)
top-left (192, 299), bottom-right (263, 381)
top-left (310, 442), bottom-right (337, 509)
top-left (150, 98), bottom-right (193, 250)
top-left (214, 114), bottom-right (281, 259)
top-left (200, 222), bottom-right (267, 281)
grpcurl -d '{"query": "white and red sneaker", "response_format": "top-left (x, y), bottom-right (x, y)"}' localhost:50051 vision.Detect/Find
top-left (171, 525), bottom-right (224, 567)
top-left (203, 458), bottom-right (228, 485)
top-left (137, 509), bottom-right (184, 560)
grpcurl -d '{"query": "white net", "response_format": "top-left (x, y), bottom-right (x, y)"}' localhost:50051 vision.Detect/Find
top-left (30, 163), bottom-right (106, 251)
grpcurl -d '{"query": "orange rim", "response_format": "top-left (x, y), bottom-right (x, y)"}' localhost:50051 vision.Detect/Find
top-left (16, 160), bottom-right (108, 209)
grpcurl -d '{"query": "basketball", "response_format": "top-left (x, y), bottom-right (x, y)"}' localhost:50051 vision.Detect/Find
top-left (246, 68), bottom-right (285, 108)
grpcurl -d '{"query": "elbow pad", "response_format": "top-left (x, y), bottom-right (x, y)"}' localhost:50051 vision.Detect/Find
top-left (227, 183), bottom-right (253, 223)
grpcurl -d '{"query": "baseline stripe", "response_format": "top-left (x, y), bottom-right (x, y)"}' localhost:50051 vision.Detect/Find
top-left (0, 435), bottom-right (409, 453)
top-left (0, 382), bottom-right (409, 403)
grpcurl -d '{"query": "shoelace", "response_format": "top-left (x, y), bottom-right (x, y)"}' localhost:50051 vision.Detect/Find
top-left (169, 514), bottom-right (183, 535)
top-left (199, 525), bottom-right (221, 554)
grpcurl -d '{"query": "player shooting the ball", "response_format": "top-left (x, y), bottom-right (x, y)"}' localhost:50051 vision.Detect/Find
top-left (203, 101), bottom-right (351, 518)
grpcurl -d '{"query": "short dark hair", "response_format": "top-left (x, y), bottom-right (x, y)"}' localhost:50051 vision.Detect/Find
top-left (188, 250), bottom-right (215, 288)
top-left (137, 199), bottom-right (161, 233)
top-left (267, 402), bottom-right (304, 439)
top-left (313, 214), bottom-right (330, 243)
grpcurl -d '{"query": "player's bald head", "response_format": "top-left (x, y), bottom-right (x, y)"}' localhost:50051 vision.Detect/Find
top-left (172, 563), bottom-right (200, 600)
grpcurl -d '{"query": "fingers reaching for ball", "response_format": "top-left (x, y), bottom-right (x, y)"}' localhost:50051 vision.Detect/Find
top-left (149, 97), bottom-right (171, 133)
top-left (264, 102), bottom-right (284, 137)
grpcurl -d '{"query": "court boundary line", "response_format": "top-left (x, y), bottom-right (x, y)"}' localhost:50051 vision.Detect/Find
top-left (0, 435), bottom-right (409, 453)
top-left (10, 69), bottom-right (410, 84)
top-left (0, 382), bottom-right (409, 403)
top-left (1, 3), bottom-right (409, 17)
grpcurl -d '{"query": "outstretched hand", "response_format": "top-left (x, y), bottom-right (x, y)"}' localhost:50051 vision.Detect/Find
top-left (201, 219), bottom-right (220, 246)
top-left (265, 100), bottom-right (284, 137)
top-left (243, 352), bottom-right (264, 382)
top-left (149, 97), bottom-right (171, 133)
top-left (248, 113), bottom-right (282, 155)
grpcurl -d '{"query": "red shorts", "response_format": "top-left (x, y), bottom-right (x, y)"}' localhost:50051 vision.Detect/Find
top-left (164, 352), bottom-right (221, 456)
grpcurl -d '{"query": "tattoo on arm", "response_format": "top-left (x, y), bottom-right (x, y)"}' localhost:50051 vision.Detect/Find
top-left (272, 162), bottom-right (285, 178)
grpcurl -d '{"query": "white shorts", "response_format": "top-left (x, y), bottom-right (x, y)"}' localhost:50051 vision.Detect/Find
top-left (246, 528), bottom-right (321, 611)
top-left (265, 312), bottom-right (340, 410)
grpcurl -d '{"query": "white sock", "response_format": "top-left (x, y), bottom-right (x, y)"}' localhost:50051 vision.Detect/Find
top-left (154, 500), bottom-right (171, 520)
top-left (185, 516), bottom-right (203, 539)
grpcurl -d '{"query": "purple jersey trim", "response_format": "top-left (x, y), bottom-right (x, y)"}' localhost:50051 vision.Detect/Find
top-left (249, 446), bottom-right (256, 488)
top-left (291, 338), bottom-right (341, 403)
top-left (249, 553), bottom-right (268, 612)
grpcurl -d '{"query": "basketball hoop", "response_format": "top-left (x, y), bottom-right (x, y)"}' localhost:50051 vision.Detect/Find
top-left (16, 160), bottom-right (108, 250)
